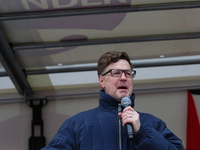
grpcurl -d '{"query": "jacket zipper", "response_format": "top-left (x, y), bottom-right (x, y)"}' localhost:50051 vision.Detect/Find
top-left (118, 103), bottom-right (122, 150)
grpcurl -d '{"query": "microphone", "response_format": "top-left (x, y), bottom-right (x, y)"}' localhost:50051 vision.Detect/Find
top-left (121, 97), bottom-right (134, 139)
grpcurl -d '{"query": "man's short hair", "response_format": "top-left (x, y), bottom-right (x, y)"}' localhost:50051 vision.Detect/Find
top-left (97, 51), bottom-right (133, 76)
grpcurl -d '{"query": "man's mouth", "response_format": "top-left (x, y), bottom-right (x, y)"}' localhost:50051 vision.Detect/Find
top-left (118, 85), bottom-right (128, 90)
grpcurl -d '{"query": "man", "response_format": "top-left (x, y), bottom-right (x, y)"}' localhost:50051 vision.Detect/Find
top-left (41, 51), bottom-right (184, 150)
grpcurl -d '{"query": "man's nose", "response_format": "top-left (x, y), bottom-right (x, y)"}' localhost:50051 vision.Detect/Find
top-left (120, 72), bottom-right (127, 79)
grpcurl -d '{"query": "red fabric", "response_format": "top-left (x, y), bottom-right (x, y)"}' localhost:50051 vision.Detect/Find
top-left (186, 90), bottom-right (200, 150)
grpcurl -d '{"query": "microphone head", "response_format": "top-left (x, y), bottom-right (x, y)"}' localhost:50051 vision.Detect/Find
top-left (121, 97), bottom-right (131, 108)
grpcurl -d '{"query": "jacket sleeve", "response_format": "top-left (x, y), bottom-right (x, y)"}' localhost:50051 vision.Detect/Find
top-left (132, 119), bottom-right (184, 150)
top-left (41, 120), bottom-right (77, 150)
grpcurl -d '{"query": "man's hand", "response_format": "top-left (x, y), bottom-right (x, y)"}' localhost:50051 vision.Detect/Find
top-left (118, 106), bottom-right (141, 134)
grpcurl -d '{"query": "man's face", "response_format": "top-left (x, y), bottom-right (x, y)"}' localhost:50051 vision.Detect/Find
top-left (99, 59), bottom-right (133, 102)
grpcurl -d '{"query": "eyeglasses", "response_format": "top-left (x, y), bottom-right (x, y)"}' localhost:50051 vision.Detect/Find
top-left (101, 69), bottom-right (136, 78)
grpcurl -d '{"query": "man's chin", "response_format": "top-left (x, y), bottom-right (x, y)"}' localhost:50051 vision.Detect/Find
top-left (117, 94), bottom-right (129, 101)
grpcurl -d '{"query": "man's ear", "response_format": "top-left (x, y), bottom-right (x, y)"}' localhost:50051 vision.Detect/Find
top-left (99, 75), bottom-right (105, 88)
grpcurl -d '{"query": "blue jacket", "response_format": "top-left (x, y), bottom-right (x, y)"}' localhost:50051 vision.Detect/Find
top-left (42, 90), bottom-right (184, 150)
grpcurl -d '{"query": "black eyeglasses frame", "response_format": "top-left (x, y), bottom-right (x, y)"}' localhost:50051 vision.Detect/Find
top-left (101, 69), bottom-right (136, 78)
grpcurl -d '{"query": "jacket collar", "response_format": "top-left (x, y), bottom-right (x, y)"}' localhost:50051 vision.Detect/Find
top-left (98, 90), bottom-right (135, 112)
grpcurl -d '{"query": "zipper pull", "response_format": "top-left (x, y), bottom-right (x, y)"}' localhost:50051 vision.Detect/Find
top-left (118, 103), bottom-right (121, 113)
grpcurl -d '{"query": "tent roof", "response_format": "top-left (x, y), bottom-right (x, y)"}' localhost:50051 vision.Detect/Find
top-left (0, 0), bottom-right (200, 102)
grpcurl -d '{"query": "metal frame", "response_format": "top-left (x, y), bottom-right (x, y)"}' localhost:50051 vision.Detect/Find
top-left (12, 32), bottom-right (200, 50)
top-left (0, 1), bottom-right (200, 96)
top-left (27, 98), bottom-right (47, 150)
top-left (0, 84), bottom-right (200, 104)
top-left (25, 55), bottom-right (200, 75)
top-left (0, 29), bottom-right (34, 96)
top-left (0, 1), bottom-right (200, 21)
top-left (1, 55), bottom-right (200, 76)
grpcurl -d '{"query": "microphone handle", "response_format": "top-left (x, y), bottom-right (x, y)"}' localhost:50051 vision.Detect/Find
top-left (126, 123), bottom-right (134, 139)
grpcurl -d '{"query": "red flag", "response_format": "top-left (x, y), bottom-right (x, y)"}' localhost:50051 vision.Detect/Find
top-left (186, 90), bottom-right (200, 150)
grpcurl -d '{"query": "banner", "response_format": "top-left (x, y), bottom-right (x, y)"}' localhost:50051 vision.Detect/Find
top-left (186, 90), bottom-right (200, 150)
